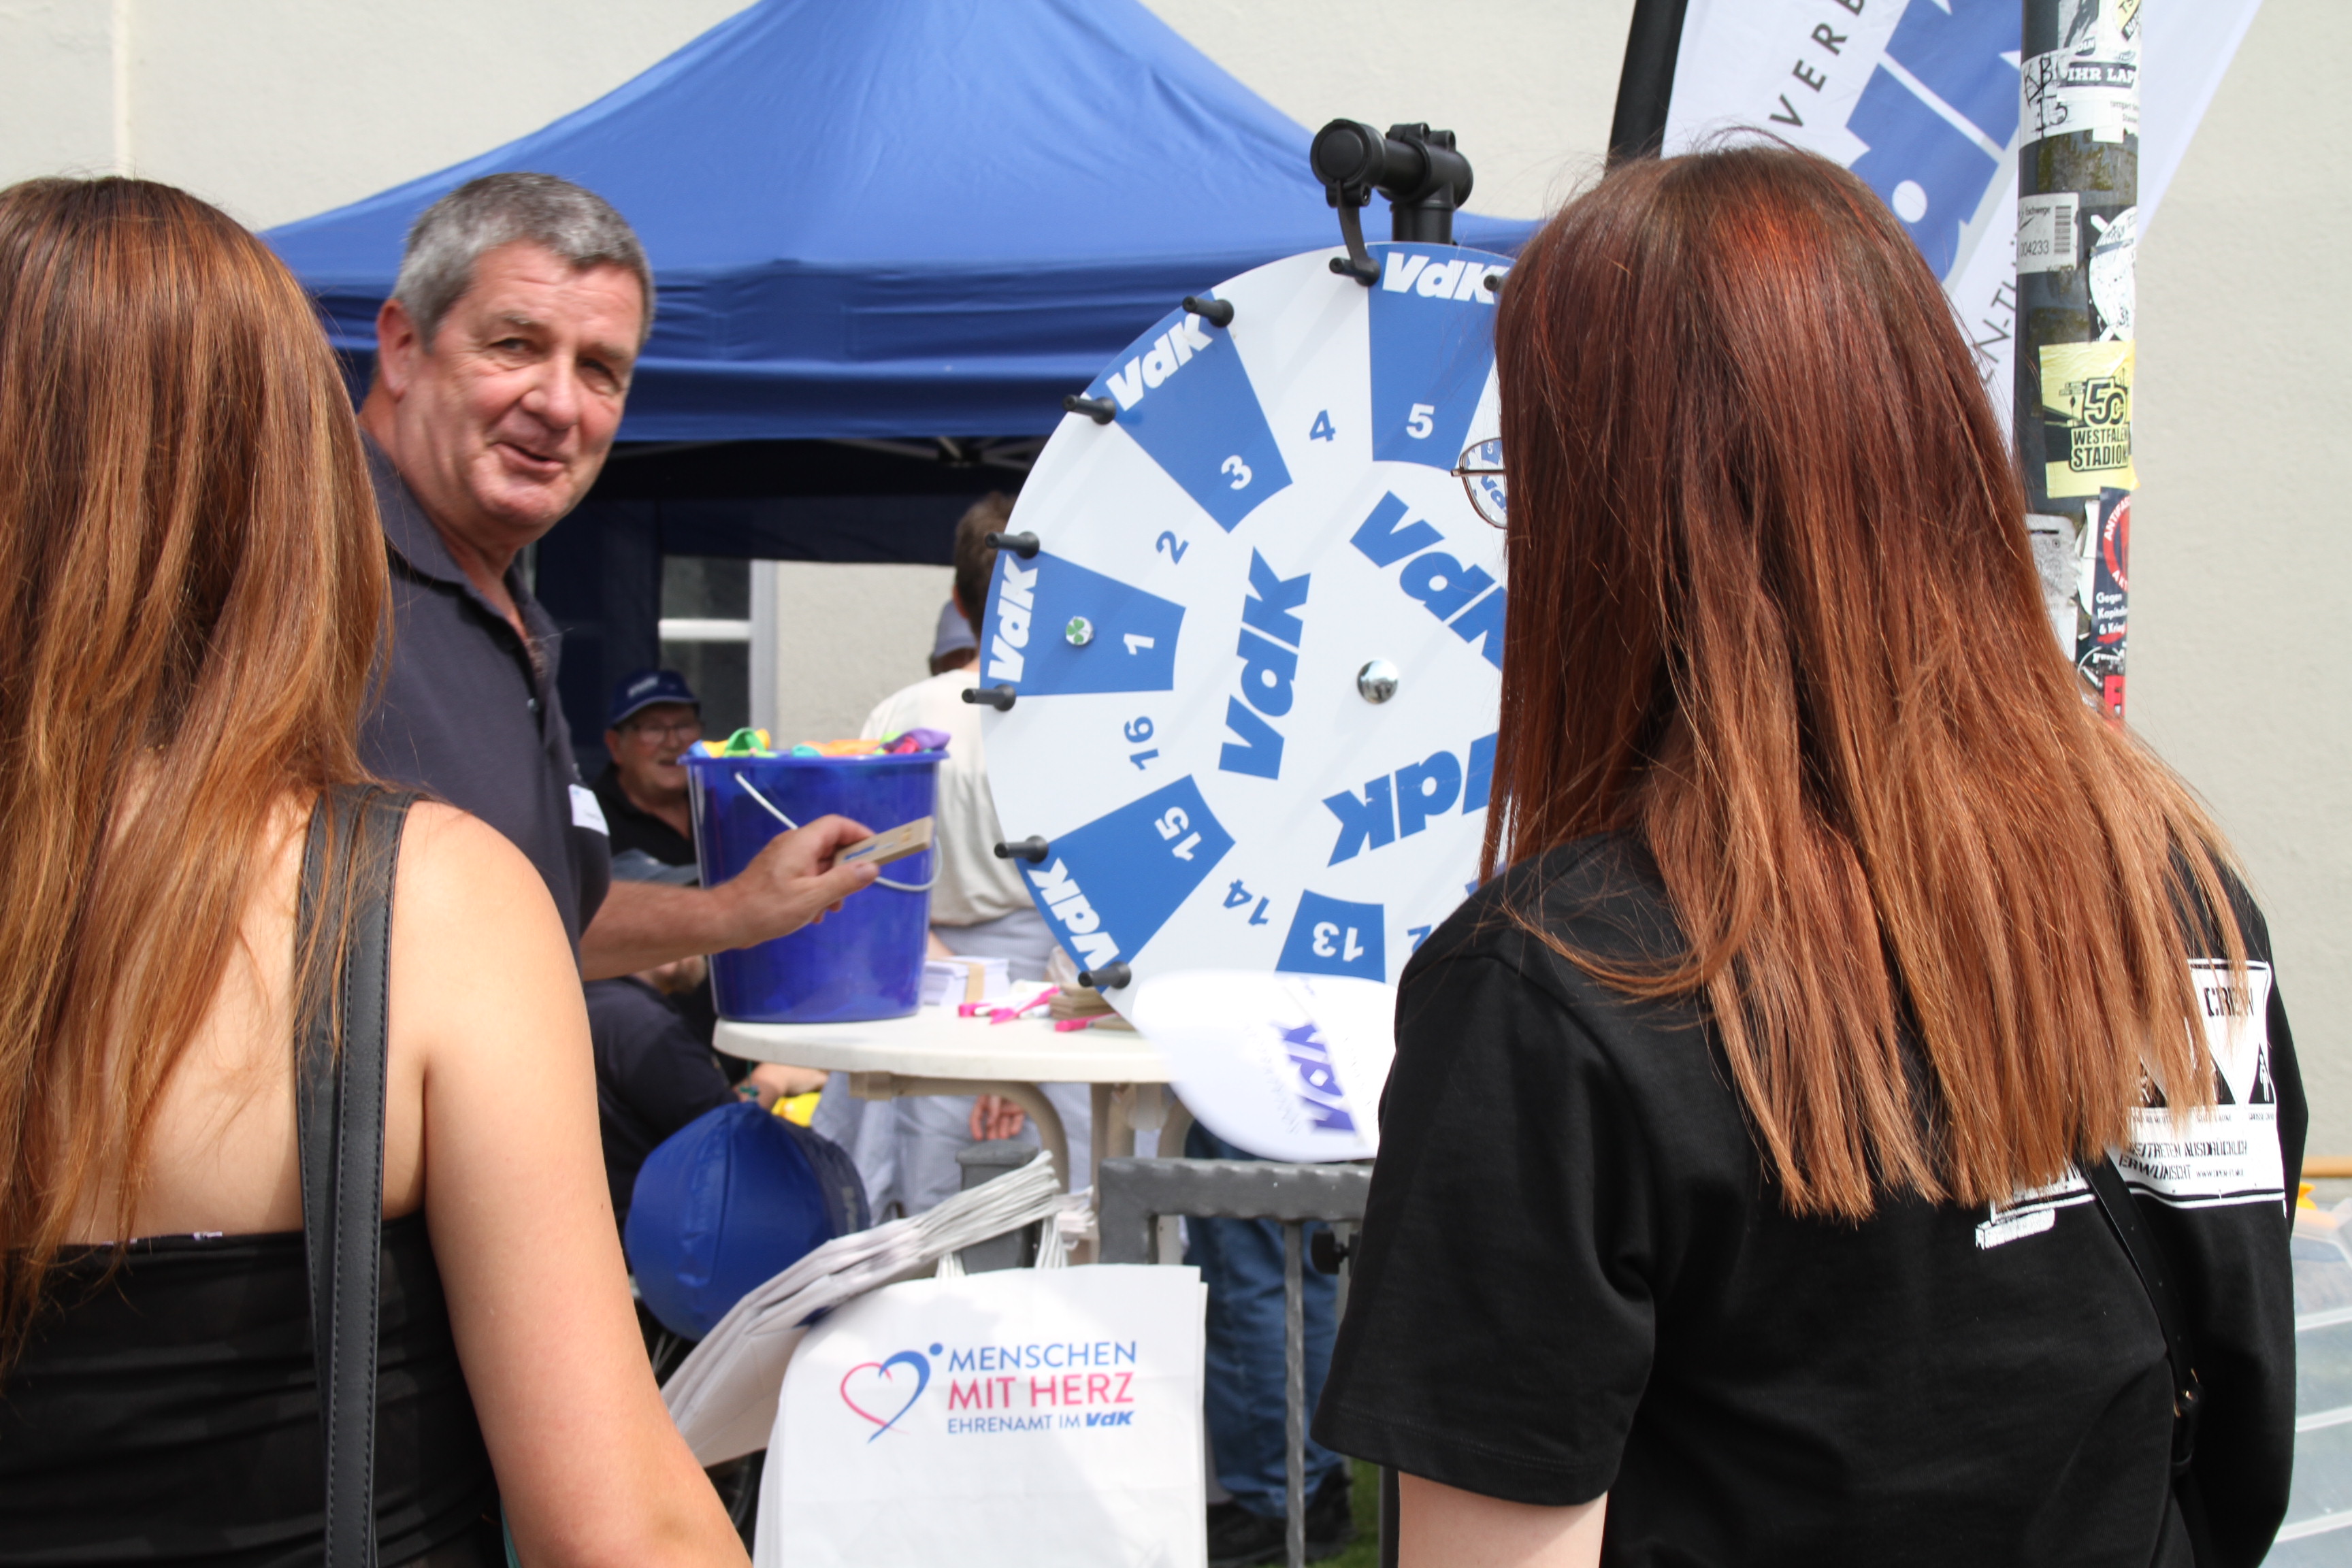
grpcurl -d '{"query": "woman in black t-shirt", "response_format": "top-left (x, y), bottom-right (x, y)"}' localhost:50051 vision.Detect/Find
top-left (1316, 146), bottom-right (2300, 1568)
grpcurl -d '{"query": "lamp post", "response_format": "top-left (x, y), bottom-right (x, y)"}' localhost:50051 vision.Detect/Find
top-left (2016, 0), bottom-right (2141, 720)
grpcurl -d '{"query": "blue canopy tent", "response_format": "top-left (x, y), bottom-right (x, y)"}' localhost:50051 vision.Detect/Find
top-left (265, 0), bottom-right (1537, 751)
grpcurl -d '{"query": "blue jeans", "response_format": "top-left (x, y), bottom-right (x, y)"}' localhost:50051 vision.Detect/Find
top-left (1185, 1124), bottom-right (1347, 1517)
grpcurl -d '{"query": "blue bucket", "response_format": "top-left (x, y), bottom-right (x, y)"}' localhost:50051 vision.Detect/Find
top-left (685, 751), bottom-right (941, 1023)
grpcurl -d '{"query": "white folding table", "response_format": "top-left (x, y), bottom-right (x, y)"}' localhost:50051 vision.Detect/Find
top-left (715, 1009), bottom-right (1188, 1194)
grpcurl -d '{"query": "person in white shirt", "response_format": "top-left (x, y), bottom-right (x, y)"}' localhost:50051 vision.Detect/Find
top-left (811, 495), bottom-right (1091, 1215)
top-left (858, 500), bottom-right (1049, 963)
top-left (926, 597), bottom-right (977, 676)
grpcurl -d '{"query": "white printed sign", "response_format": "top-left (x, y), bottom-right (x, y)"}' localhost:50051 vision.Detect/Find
top-left (2021, 0), bottom-right (2140, 146)
top-left (761, 1266), bottom-right (1207, 1567)
top-left (2016, 192), bottom-right (2080, 274)
top-left (1972, 960), bottom-right (2281, 1246)
top-left (2122, 960), bottom-right (2283, 1209)
top-left (1130, 970), bottom-right (1396, 1162)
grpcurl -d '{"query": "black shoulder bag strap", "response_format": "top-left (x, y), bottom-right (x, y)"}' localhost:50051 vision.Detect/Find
top-left (295, 785), bottom-right (418, 1568)
top-left (2085, 1154), bottom-right (2212, 1553)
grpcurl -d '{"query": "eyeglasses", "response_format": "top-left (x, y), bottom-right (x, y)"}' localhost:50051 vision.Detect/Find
top-left (624, 717), bottom-right (704, 744)
top-left (1452, 439), bottom-right (1507, 529)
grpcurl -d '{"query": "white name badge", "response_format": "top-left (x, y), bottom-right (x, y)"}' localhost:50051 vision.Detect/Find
top-left (570, 783), bottom-right (610, 836)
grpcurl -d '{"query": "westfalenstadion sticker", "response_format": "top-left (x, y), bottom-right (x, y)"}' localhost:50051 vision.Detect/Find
top-left (2040, 340), bottom-right (2136, 497)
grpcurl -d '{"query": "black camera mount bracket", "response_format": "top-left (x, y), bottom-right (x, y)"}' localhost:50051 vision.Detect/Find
top-left (1309, 119), bottom-right (1475, 286)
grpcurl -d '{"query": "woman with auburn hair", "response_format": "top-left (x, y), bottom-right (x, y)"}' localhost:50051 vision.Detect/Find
top-left (0, 180), bottom-right (758, 1564)
top-left (1316, 146), bottom-right (2301, 1567)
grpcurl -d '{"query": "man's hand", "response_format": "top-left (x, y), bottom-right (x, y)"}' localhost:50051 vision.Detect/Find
top-left (710, 813), bottom-right (880, 947)
top-left (738, 1062), bottom-right (828, 1111)
top-left (969, 1094), bottom-right (1028, 1141)
top-left (579, 815), bottom-right (881, 981)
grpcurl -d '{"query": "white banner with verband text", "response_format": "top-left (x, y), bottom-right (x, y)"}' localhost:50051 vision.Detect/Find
top-left (1663, 0), bottom-right (2264, 428)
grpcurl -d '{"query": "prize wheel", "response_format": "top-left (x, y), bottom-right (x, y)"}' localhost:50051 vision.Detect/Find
top-left (978, 242), bottom-right (1512, 1149)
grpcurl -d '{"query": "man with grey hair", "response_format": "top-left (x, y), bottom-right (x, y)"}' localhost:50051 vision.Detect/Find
top-left (359, 172), bottom-right (876, 977)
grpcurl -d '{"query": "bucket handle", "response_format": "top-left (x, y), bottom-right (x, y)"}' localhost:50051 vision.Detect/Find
top-left (730, 771), bottom-right (938, 893)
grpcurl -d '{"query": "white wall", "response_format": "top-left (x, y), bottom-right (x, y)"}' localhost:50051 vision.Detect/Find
top-left (2132, 0), bottom-right (2352, 1154)
top-left (0, 1), bottom-right (118, 183)
top-left (751, 562), bottom-right (956, 749)
top-left (3, 0), bottom-right (2342, 1148)
top-left (0, 0), bottom-right (757, 227)
top-left (1136, 0), bottom-right (1631, 220)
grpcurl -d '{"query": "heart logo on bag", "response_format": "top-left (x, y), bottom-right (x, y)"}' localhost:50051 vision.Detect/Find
top-left (838, 1348), bottom-right (934, 1441)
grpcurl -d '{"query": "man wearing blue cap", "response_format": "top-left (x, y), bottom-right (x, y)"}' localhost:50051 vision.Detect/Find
top-left (593, 668), bottom-right (704, 882)
top-left (591, 667), bottom-right (718, 1052)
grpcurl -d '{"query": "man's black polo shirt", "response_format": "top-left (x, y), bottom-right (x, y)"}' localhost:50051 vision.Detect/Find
top-left (591, 764), bottom-right (723, 1048)
top-left (359, 439), bottom-right (611, 949)
top-left (592, 764), bottom-right (698, 870)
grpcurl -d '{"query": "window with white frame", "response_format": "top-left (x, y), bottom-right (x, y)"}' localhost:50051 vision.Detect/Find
top-left (658, 555), bottom-right (751, 738)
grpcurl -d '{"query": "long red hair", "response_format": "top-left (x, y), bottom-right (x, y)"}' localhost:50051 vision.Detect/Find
top-left (0, 178), bottom-right (386, 1362)
top-left (1488, 146), bottom-right (2240, 1219)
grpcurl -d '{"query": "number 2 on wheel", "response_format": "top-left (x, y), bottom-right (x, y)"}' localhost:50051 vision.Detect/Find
top-left (1155, 531), bottom-right (1188, 564)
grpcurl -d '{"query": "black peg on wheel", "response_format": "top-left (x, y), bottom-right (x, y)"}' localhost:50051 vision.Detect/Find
top-left (961, 684), bottom-right (1017, 710)
top-left (1063, 393), bottom-right (1117, 424)
top-left (1309, 1230), bottom-right (1352, 1275)
top-left (982, 530), bottom-right (1039, 559)
top-left (1077, 961), bottom-right (1132, 990)
top-left (993, 836), bottom-right (1051, 863)
top-left (1181, 295), bottom-right (1235, 327)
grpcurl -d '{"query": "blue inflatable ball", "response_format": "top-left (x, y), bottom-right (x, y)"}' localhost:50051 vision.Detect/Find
top-left (625, 1101), bottom-right (855, 1339)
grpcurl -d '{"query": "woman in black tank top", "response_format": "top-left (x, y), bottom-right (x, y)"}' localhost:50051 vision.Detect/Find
top-left (0, 179), bottom-right (769, 1565)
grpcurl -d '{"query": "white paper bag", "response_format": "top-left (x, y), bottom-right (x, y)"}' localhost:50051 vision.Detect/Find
top-left (755, 1264), bottom-right (1208, 1567)
top-left (664, 1153), bottom-right (1066, 1465)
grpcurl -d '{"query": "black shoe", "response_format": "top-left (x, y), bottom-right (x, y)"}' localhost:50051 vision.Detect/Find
top-left (1207, 1471), bottom-right (1357, 1567)
top-left (1206, 1501), bottom-right (1284, 1568)
top-left (1307, 1468), bottom-right (1357, 1556)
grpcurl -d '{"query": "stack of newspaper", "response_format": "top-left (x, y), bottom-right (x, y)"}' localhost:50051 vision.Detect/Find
top-left (661, 1150), bottom-right (1065, 1465)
